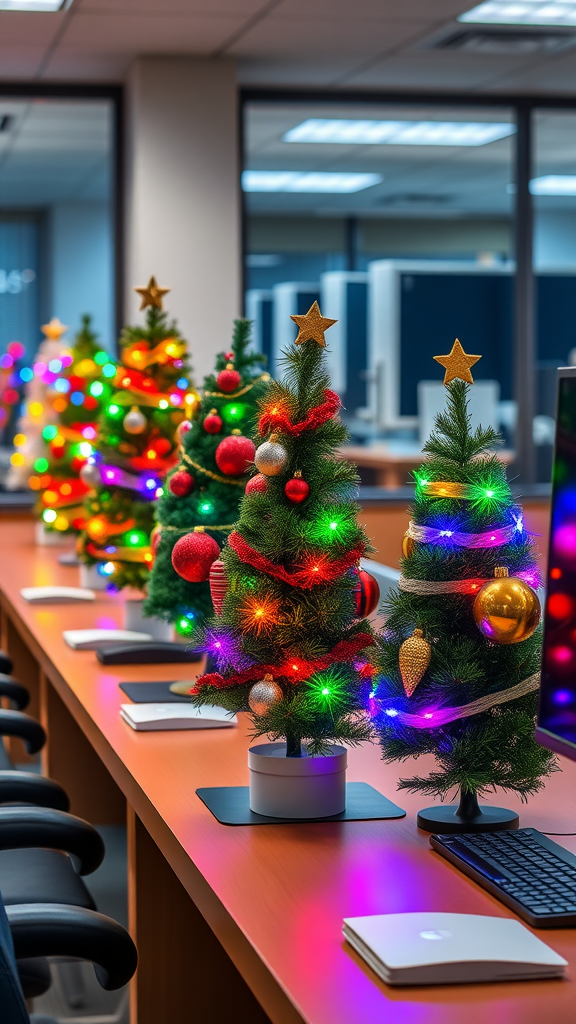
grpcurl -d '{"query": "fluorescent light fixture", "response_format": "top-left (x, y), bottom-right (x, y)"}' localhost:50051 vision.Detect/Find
top-left (530, 175), bottom-right (576, 194)
top-left (242, 171), bottom-right (382, 193)
top-left (459, 1), bottom-right (576, 26)
top-left (283, 119), bottom-right (515, 147)
top-left (0, 0), bottom-right (69, 8)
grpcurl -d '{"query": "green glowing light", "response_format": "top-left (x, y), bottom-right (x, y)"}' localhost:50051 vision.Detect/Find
top-left (469, 478), bottom-right (509, 509)
top-left (34, 457), bottom-right (49, 472)
top-left (43, 509), bottom-right (57, 523)
top-left (221, 401), bottom-right (249, 424)
top-left (307, 509), bottom-right (355, 544)
top-left (102, 363), bottom-right (116, 378)
top-left (107, 404), bottom-right (121, 417)
top-left (321, 687), bottom-right (330, 696)
top-left (94, 351), bottom-right (108, 366)
top-left (200, 502), bottom-right (213, 514)
top-left (127, 530), bottom-right (148, 547)
top-left (307, 669), bottom-right (347, 708)
top-left (158, 399), bottom-right (169, 409)
top-left (42, 425), bottom-right (58, 441)
top-left (89, 381), bottom-right (104, 398)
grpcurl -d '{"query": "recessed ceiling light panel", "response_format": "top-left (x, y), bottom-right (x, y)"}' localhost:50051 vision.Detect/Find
top-left (283, 119), bottom-right (515, 147)
top-left (242, 171), bottom-right (382, 194)
top-left (0, 0), bottom-right (70, 10)
top-left (459, 1), bottom-right (576, 26)
top-left (530, 175), bottom-right (576, 194)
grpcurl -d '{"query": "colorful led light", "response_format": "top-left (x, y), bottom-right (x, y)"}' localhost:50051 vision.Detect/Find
top-left (42, 509), bottom-right (57, 523)
top-left (94, 351), bottom-right (108, 366)
top-left (34, 457), bottom-right (49, 472)
top-left (89, 381), bottom-right (104, 397)
top-left (102, 363), bottom-right (116, 378)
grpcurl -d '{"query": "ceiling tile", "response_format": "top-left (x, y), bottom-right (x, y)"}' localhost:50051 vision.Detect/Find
top-left (59, 11), bottom-right (247, 51)
top-left (79, 0), bottom-right (267, 12)
top-left (267, 0), bottom-right (468, 21)
top-left (341, 50), bottom-right (537, 90)
top-left (0, 10), bottom-right (65, 43)
top-left (237, 57), bottom-right (373, 85)
top-left (228, 19), bottom-right (429, 57)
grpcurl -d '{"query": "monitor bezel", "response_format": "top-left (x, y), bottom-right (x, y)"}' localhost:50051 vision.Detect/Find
top-left (535, 365), bottom-right (576, 762)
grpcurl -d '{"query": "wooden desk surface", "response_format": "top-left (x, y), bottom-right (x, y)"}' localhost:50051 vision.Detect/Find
top-left (1, 520), bottom-right (576, 1024)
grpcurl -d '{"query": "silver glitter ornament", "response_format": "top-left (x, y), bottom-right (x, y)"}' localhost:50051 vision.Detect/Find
top-left (80, 462), bottom-right (101, 488)
top-left (254, 436), bottom-right (288, 476)
top-left (248, 675), bottom-right (283, 716)
top-left (123, 405), bottom-right (147, 435)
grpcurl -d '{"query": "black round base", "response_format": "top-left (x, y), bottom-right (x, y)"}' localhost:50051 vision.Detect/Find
top-left (417, 803), bottom-right (519, 834)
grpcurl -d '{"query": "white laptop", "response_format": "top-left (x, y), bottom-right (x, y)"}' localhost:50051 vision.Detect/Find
top-left (64, 629), bottom-right (153, 649)
top-left (21, 586), bottom-right (95, 603)
top-left (120, 703), bottom-right (237, 731)
top-left (343, 912), bottom-right (567, 986)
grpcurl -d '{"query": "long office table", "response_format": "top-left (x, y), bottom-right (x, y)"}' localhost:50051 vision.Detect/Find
top-left (1, 518), bottom-right (576, 1024)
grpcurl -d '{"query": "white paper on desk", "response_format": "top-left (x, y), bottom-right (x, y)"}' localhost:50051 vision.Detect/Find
top-left (64, 629), bottom-right (153, 649)
top-left (120, 703), bottom-right (237, 731)
top-left (342, 912), bottom-right (567, 986)
top-left (21, 586), bottom-right (95, 603)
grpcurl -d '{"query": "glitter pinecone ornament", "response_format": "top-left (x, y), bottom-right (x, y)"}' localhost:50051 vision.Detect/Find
top-left (399, 628), bottom-right (431, 697)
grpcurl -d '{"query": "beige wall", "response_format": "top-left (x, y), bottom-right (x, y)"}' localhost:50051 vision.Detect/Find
top-left (125, 57), bottom-right (240, 380)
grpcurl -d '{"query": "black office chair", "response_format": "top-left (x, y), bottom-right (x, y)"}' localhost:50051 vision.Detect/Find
top-left (0, 649), bottom-right (14, 676)
top-left (0, 890), bottom-right (137, 1024)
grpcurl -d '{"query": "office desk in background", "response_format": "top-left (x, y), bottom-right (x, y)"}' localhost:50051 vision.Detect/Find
top-left (0, 518), bottom-right (575, 1024)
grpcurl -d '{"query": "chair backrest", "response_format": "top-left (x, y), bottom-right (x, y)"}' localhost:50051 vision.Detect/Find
top-left (0, 890), bottom-right (29, 1024)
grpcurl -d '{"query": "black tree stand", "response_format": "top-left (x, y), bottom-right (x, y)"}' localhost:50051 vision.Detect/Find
top-left (417, 788), bottom-right (519, 834)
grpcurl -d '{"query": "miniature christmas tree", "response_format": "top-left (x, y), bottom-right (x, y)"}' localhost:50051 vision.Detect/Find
top-left (372, 340), bottom-right (555, 829)
top-left (190, 302), bottom-right (379, 757)
top-left (33, 315), bottom-right (115, 536)
top-left (143, 319), bottom-right (269, 639)
top-left (78, 277), bottom-right (196, 591)
top-left (7, 320), bottom-right (71, 490)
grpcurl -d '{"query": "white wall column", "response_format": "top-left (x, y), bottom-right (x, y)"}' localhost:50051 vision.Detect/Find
top-left (125, 57), bottom-right (240, 379)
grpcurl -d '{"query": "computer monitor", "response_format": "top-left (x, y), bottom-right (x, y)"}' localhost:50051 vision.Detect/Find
top-left (536, 366), bottom-right (576, 761)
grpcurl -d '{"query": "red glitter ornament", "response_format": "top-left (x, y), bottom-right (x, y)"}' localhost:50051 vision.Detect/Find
top-left (168, 470), bottom-right (194, 497)
top-left (203, 409), bottom-right (222, 434)
top-left (284, 474), bottom-right (310, 504)
top-left (245, 473), bottom-right (267, 495)
top-left (354, 570), bottom-right (380, 618)
top-left (209, 558), bottom-right (229, 615)
top-left (171, 532), bottom-right (220, 583)
top-left (216, 366), bottom-right (241, 393)
top-left (215, 435), bottom-right (255, 476)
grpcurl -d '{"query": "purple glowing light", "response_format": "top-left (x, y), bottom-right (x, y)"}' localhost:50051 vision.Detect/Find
top-left (554, 689), bottom-right (573, 705)
top-left (33, 361), bottom-right (46, 376)
top-left (60, 353), bottom-right (73, 367)
top-left (0, 354), bottom-right (13, 369)
top-left (553, 646), bottom-right (573, 665)
top-left (82, 426), bottom-right (97, 440)
top-left (553, 524), bottom-right (576, 562)
top-left (517, 567), bottom-right (542, 589)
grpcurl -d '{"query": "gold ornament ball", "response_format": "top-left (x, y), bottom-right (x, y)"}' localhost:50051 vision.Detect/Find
top-left (248, 675), bottom-right (283, 716)
top-left (254, 439), bottom-right (288, 477)
top-left (399, 628), bottom-right (431, 697)
top-left (473, 571), bottom-right (541, 645)
top-left (402, 532), bottom-right (415, 558)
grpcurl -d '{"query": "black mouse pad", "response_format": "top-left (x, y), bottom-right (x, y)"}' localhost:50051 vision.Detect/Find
top-left (196, 782), bottom-right (406, 825)
top-left (119, 682), bottom-right (191, 703)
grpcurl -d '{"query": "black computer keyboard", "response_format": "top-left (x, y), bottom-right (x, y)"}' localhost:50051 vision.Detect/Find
top-left (430, 828), bottom-right (576, 928)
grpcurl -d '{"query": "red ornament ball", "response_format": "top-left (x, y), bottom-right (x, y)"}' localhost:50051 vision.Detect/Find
top-left (354, 570), bottom-right (380, 618)
top-left (176, 419), bottom-right (192, 442)
top-left (216, 367), bottom-right (241, 393)
top-left (209, 558), bottom-right (229, 615)
top-left (171, 532), bottom-right (220, 583)
top-left (245, 473), bottom-right (267, 495)
top-left (284, 475), bottom-right (310, 504)
top-left (215, 435), bottom-right (255, 476)
top-left (152, 437), bottom-right (172, 457)
top-left (168, 470), bottom-right (194, 497)
top-left (203, 410), bottom-right (222, 434)
top-left (224, 352), bottom-right (234, 361)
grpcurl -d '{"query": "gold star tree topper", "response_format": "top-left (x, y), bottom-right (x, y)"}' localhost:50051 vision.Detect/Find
top-left (290, 301), bottom-right (337, 348)
top-left (134, 276), bottom-right (170, 311)
top-left (433, 339), bottom-right (481, 386)
top-left (41, 318), bottom-right (68, 341)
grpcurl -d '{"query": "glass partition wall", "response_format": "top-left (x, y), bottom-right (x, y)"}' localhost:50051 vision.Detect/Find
top-left (0, 90), bottom-right (118, 489)
top-left (242, 95), bottom-right (576, 484)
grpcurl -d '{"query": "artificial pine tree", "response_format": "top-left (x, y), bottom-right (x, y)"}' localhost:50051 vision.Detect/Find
top-left (144, 319), bottom-right (268, 638)
top-left (33, 315), bottom-right (115, 536)
top-left (190, 302), bottom-right (379, 757)
top-left (0, 341), bottom-right (26, 449)
top-left (7, 319), bottom-right (70, 491)
top-left (78, 277), bottom-right (195, 591)
top-left (373, 340), bottom-right (556, 831)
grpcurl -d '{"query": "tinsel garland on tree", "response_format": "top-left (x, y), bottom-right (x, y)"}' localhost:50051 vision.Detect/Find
top-left (371, 341), bottom-right (556, 803)
top-left (143, 318), bottom-right (268, 637)
top-left (190, 302), bottom-right (377, 756)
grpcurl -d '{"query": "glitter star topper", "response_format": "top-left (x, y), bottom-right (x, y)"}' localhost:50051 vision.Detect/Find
top-left (41, 318), bottom-right (68, 341)
top-left (433, 339), bottom-right (481, 386)
top-left (134, 276), bottom-right (170, 311)
top-left (290, 301), bottom-right (337, 348)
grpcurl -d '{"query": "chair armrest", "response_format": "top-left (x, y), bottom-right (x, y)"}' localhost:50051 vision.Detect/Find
top-left (0, 771), bottom-right (69, 812)
top-left (0, 807), bottom-right (104, 875)
top-left (0, 710), bottom-right (45, 754)
top-left (8, 904), bottom-right (137, 990)
top-left (0, 675), bottom-right (29, 710)
top-left (0, 649), bottom-right (13, 675)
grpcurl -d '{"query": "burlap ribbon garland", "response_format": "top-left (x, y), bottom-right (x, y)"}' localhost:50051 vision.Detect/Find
top-left (382, 672), bottom-right (540, 730)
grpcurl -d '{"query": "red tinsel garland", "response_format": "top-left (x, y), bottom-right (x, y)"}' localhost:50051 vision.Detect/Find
top-left (258, 389), bottom-right (341, 437)
top-left (228, 531), bottom-right (366, 589)
top-left (191, 632), bottom-right (374, 694)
